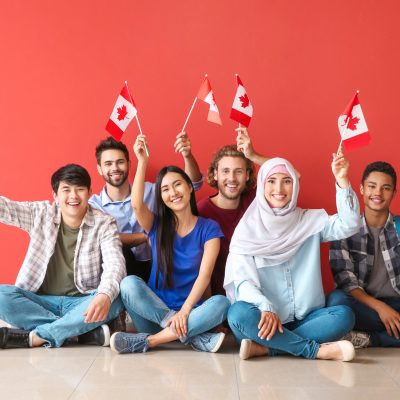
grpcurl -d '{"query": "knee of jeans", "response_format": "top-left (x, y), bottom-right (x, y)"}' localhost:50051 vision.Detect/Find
top-left (212, 295), bottom-right (231, 319)
top-left (120, 275), bottom-right (146, 301)
top-left (227, 301), bottom-right (255, 327)
top-left (326, 289), bottom-right (350, 307)
top-left (0, 285), bottom-right (19, 313)
top-left (338, 305), bottom-right (356, 331)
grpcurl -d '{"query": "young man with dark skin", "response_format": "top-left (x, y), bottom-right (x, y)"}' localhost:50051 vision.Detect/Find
top-left (90, 132), bottom-right (203, 282)
top-left (197, 127), bottom-right (268, 295)
top-left (0, 164), bottom-right (125, 349)
top-left (328, 161), bottom-right (400, 348)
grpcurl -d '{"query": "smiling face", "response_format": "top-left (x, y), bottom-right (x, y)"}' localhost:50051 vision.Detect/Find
top-left (53, 181), bottom-right (90, 225)
top-left (97, 149), bottom-right (130, 188)
top-left (264, 173), bottom-right (294, 209)
top-left (213, 156), bottom-right (249, 201)
top-left (160, 171), bottom-right (193, 212)
top-left (360, 171), bottom-right (396, 214)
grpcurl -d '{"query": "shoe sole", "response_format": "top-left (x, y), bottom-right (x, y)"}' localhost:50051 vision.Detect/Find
top-left (110, 332), bottom-right (120, 354)
top-left (239, 339), bottom-right (252, 360)
top-left (102, 324), bottom-right (111, 347)
top-left (337, 340), bottom-right (355, 362)
top-left (210, 333), bottom-right (226, 353)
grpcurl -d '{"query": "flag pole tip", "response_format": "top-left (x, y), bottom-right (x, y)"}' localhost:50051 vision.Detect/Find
top-left (356, 89), bottom-right (360, 94)
top-left (204, 73), bottom-right (208, 77)
top-left (124, 80), bottom-right (128, 84)
top-left (235, 73), bottom-right (239, 76)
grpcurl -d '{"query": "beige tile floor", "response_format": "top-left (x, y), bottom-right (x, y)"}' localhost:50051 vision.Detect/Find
top-left (0, 335), bottom-right (399, 400)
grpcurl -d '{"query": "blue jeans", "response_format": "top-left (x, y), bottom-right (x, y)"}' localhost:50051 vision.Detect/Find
top-left (228, 301), bottom-right (355, 359)
top-left (327, 289), bottom-right (400, 347)
top-left (120, 275), bottom-right (230, 343)
top-left (0, 285), bottom-right (124, 347)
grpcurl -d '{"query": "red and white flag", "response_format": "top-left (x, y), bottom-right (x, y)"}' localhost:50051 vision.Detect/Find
top-left (106, 82), bottom-right (137, 141)
top-left (196, 77), bottom-right (222, 125)
top-left (230, 75), bottom-right (253, 127)
top-left (338, 92), bottom-right (371, 151)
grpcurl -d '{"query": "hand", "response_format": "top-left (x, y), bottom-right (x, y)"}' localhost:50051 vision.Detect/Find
top-left (174, 131), bottom-right (192, 158)
top-left (83, 293), bottom-right (111, 323)
top-left (331, 145), bottom-right (350, 188)
top-left (258, 311), bottom-right (283, 340)
top-left (236, 127), bottom-right (255, 159)
top-left (133, 134), bottom-right (149, 162)
top-left (166, 308), bottom-right (190, 338)
top-left (376, 302), bottom-right (400, 339)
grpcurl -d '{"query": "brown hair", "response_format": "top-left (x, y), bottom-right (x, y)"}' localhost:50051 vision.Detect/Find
top-left (207, 145), bottom-right (256, 191)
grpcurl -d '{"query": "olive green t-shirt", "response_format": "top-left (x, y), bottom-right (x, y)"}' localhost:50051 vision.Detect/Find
top-left (39, 219), bottom-right (81, 296)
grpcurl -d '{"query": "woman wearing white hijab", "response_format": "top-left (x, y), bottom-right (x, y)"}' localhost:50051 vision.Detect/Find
top-left (224, 152), bottom-right (360, 361)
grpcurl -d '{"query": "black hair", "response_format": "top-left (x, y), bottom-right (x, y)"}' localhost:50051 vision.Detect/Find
top-left (51, 164), bottom-right (91, 193)
top-left (362, 161), bottom-right (397, 191)
top-left (154, 166), bottom-right (198, 289)
top-left (95, 136), bottom-right (129, 165)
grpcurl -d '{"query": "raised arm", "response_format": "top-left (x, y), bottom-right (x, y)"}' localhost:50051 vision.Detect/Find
top-left (174, 131), bottom-right (202, 184)
top-left (131, 134), bottom-right (154, 233)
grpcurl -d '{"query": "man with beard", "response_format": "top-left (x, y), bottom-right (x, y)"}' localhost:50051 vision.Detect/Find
top-left (90, 134), bottom-right (202, 282)
top-left (197, 127), bottom-right (268, 296)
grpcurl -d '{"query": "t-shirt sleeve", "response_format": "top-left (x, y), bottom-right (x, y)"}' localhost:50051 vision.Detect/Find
top-left (201, 218), bottom-right (224, 244)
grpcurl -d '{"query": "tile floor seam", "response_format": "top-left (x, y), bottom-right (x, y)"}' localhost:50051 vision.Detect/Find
top-left (232, 352), bottom-right (241, 400)
top-left (66, 347), bottom-right (102, 400)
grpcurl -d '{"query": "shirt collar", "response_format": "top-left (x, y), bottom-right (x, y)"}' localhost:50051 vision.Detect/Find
top-left (53, 203), bottom-right (94, 227)
top-left (100, 186), bottom-right (131, 206)
top-left (361, 212), bottom-right (394, 236)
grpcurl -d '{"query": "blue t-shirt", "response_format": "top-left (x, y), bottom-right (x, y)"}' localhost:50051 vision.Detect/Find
top-left (148, 216), bottom-right (223, 310)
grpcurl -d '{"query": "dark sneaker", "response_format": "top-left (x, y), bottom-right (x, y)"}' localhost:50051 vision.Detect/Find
top-left (78, 324), bottom-right (110, 347)
top-left (110, 332), bottom-right (150, 354)
top-left (342, 331), bottom-right (371, 349)
top-left (189, 332), bottom-right (225, 353)
top-left (0, 327), bottom-right (30, 349)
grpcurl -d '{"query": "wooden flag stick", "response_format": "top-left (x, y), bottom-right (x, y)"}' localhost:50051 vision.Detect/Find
top-left (181, 97), bottom-right (198, 132)
top-left (135, 115), bottom-right (149, 157)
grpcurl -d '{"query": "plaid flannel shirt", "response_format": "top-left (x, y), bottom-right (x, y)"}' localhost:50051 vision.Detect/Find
top-left (330, 213), bottom-right (400, 295)
top-left (0, 196), bottom-right (126, 301)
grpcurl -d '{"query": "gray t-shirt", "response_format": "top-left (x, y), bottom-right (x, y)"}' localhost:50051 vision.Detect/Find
top-left (366, 226), bottom-right (399, 298)
top-left (39, 219), bottom-right (80, 296)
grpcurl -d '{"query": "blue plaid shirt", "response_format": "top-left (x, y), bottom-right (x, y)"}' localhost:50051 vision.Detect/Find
top-left (330, 213), bottom-right (400, 295)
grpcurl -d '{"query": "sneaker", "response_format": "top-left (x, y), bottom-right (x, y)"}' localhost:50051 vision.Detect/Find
top-left (0, 327), bottom-right (30, 349)
top-left (110, 332), bottom-right (150, 354)
top-left (78, 324), bottom-right (110, 347)
top-left (189, 332), bottom-right (225, 353)
top-left (239, 339), bottom-right (269, 360)
top-left (342, 331), bottom-right (371, 349)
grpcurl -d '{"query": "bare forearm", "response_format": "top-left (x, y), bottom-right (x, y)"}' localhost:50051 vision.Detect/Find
top-left (247, 152), bottom-right (269, 166)
top-left (131, 160), bottom-right (147, 210)
top-left (183, 153), bottom-right (202, 183)
top-left (181, 272), bottom-right (212, 312)
top-left (350, 288), bottom-right (384, 312)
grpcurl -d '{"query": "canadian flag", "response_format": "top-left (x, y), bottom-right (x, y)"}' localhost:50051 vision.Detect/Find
top-left (106, 82), bottom-right (137, 141)
top-left (196, 76), bottom-right (222, 125)
top-left (230, 75), bottom-right (253, 127)
top-left (338, 92), bottom-right (371, 151)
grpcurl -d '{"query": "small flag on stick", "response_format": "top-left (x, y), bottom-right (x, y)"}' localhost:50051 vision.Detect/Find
top-left (230, 74), bottom-right (253, 127)
top-left (196, 76), bottom-right (222, 125)
top-left (338, 91), bottom-right (371, 151)
top-left (106, 82), bottom-right (137, 141)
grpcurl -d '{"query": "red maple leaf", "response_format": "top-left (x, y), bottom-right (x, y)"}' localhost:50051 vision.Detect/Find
top-left (239, 94), bottom-right (250, 108)
top-left (117, 104), bottom-right (128, 121)
top-left (346, 115), bottom-right (360, 131)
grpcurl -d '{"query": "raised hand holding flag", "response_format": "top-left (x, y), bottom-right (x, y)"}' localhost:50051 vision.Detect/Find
top-left (338, 91), bottom-right (371, 151)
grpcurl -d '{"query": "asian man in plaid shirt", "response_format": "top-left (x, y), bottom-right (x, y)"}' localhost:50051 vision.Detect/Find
top-left (0, 164), bottom-right (126, 349)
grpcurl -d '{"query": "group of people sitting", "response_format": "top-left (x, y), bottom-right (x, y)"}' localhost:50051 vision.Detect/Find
top-left (0, 127), bottom-right (399, 362)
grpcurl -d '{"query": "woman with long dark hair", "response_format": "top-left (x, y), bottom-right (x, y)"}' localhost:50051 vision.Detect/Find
top-left (110, 135), bottom-right (230, 354)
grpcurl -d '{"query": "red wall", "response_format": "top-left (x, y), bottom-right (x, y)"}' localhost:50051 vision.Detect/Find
top-left (1, 1), bottom-right (399, 291)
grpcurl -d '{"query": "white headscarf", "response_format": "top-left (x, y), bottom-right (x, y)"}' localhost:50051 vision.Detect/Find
top-left (224, 157), bottom-right (329, 300)
top-left (229, 157), bottom-right (328, 259)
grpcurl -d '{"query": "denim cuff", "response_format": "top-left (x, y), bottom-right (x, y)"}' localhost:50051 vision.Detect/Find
top-left (160, 310), bottom-right (176, 328)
